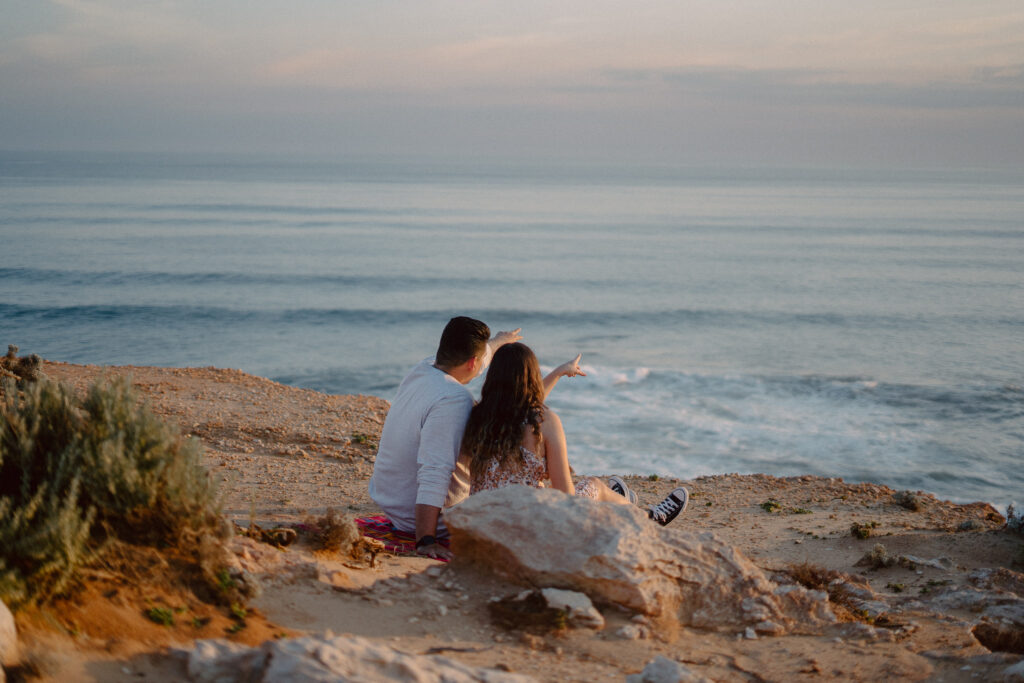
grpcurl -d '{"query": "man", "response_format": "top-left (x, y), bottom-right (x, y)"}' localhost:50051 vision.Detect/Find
top-left (368, 317), bottom-right (521, 560)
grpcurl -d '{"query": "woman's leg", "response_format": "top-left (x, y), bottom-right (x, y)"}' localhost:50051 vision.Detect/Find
top-left (575, 476), bottom-right (631, 505)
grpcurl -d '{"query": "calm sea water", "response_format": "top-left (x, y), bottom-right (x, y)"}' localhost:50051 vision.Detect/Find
top-left (2, 151), bottom-right (1022, 507)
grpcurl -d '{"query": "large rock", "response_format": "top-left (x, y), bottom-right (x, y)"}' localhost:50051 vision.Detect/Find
top-left (0, 600), bottom-right (16, 668)
top-left (970, 568), bottom-right (1024, 596)
top-left (179, 633), bottom-right (535, 682)
top-left (626, 656), bottom-right (711, 683)
top-left (445, 486), bottom-right (834, 633)
top-left (1005, 659), bottom-right (1024, 683)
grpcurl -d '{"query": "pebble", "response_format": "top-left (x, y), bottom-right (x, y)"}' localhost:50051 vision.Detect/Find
top-left (615, 624), bottom-right (643, 640)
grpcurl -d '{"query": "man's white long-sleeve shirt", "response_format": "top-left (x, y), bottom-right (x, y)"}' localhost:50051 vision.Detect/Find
top-left (367, 359), bottom-right (475, 533)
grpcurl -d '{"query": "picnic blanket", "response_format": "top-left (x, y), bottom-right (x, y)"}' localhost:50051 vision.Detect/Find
top-left (355, 515), bottom-right (450, 561)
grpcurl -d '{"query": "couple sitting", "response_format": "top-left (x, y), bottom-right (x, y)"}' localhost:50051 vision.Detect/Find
top-left (367, 316), bottom-right (689, 560)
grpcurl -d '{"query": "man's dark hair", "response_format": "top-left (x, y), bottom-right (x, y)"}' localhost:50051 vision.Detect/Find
top-left (435, 316), bottom-right (490, 368)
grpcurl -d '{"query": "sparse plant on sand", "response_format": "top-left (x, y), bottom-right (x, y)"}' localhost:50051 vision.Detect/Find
top-left (1006, 504), bottom-right (1024, 566)
top-left (0, 376), bottom-right (226, 609)
top-left (855, 543), bottom-right (893, 569)
top-left (146, 606), bottom-right (175, 626)
top-left (304, 507), bottom-right (361, 554)
top-left (893, 490), bottom-right (928, 511)
top-left (850, 521), bottom-right (879, 539)
top-left (1006, 504), bottom-right (1023, 535)
top-left (302, 507), bottom-right (386, 566)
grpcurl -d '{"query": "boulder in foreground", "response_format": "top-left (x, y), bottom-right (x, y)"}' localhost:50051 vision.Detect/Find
top-left (179, 634), bottom-right (535, 682)
top-left (446, 486), bottom-right (835, 634)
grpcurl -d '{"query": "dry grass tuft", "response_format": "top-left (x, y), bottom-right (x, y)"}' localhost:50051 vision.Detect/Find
top-left (301, 508), bottom-right (386, 567)
top-left (304, 507), bottom-right (361, 554)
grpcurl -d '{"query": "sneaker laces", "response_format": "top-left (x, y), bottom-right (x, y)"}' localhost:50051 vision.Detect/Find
top-left (649, 496), bottom-right (681, 522)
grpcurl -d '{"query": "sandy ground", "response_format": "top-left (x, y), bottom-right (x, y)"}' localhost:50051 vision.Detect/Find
top-left (13, 361), bottom-right (1023, 682)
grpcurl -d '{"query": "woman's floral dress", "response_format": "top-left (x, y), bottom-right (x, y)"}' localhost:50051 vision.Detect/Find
top-left (470, 444), bottom-right (598, 498)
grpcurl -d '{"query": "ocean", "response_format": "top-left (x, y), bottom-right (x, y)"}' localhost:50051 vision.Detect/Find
top-left (2, 150), bottom-right (1022, 508)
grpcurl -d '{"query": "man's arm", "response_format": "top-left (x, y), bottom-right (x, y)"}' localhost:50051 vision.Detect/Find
top-left (414, 503), bottom-right (451, 560)
top-left (543, 353), bottom-right (587, 399)
top-left (414, 393), bottom-right (472, 559)
top-left (481, 328), bottom-right (523, 369)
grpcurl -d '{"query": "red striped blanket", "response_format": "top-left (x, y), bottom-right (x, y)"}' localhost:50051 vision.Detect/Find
top-left (354, 515), bottom-right (450, 561)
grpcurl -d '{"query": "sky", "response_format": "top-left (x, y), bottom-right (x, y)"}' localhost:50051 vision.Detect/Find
top-left (1, 0), bottom-right (1023, 167)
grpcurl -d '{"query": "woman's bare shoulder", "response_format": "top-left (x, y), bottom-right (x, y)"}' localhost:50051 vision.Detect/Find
top-left (540, 406), bottom-right (563, 430)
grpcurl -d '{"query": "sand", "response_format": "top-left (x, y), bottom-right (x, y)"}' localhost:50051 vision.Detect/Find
top-left (10, 360), bottom-right (1022, 682)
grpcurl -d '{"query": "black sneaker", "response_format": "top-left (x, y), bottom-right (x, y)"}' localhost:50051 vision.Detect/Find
top-left (607, 475), bottom-right (639, 504)
top-left (648, 487), bottom-right (689, 526)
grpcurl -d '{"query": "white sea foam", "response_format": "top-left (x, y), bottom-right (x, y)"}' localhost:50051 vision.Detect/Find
top-left (546, 366), bottom-right (1015, 505)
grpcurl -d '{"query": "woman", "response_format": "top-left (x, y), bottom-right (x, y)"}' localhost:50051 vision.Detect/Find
top-left (461, 342), bottom-right (688, 525)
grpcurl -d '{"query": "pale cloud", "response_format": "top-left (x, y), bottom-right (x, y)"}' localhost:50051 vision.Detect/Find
top-left (1, 0), bottom-right (1022, 164)
top-left (7, 0), bottom-right (1024, 90)
top-left (264, 49), bottom-right (358, 81)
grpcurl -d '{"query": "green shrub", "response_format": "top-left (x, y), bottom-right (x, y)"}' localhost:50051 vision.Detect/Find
top-left (0, 376), bottom-right (223, 608)
top-left (146, 606), bottom-right (175, 626)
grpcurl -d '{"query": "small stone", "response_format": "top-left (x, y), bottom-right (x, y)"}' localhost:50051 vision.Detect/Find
top-left (753, 620), bottom-right (785, 636)
top-left (616, 624), bottom-right (643, 640)
top-left (519, 633), bottom-right (544, 650)
top-left (540, 588), bottom-right (605, 629)
top-left (438, 605), bottom-right (448, 617)
top-left (744, 627), bottom-right (757, 640)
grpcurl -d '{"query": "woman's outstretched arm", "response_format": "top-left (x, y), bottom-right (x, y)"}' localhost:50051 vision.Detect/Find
top-left (542, 353), bottom-right (586, 399)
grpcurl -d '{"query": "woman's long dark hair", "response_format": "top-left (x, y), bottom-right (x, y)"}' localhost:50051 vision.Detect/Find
top-left (462, 342), bottom-right (546, 472)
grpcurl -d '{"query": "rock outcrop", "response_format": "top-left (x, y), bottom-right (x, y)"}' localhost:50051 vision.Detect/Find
top-left (0, 345), bottom-right (41, 385)
top-left (178, 633), bottom-right (535, 682)
top-left (445, 486), bottom-right (835, 633)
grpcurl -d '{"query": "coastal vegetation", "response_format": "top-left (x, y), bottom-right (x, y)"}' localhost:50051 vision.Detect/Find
top-left (0, 375), bottom-right (228, 610)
